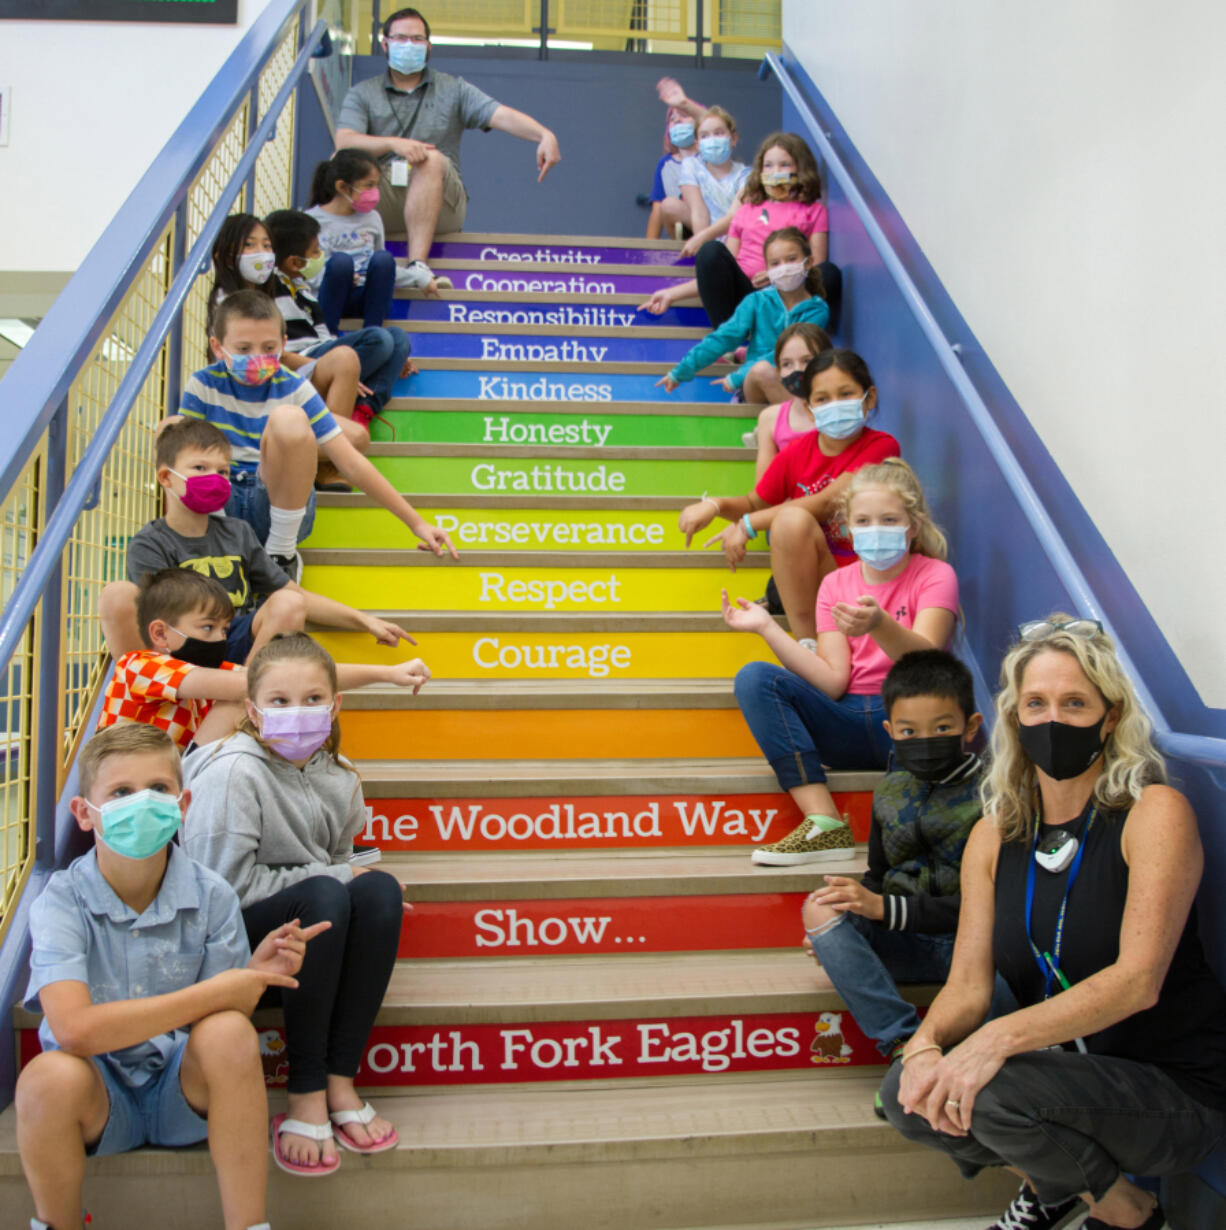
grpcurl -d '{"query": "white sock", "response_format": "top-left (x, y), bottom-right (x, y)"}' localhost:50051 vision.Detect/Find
top-left (264, 506), bottom-right (306, 557)
top-left (246, 1224), bottom-right (273, 1230)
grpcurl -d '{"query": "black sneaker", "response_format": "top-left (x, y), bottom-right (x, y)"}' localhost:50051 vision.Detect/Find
top-left (873, 1090), bottom-right (886, 1121)
top-left (1082, 1204), bottom-right (1165, 1230)
top-left (988, 1184), bottom-right (1083, 1230)
top-left (270, 551), bottom-right (303, 583)
top-left (348, 845), bottom-right (382, 867)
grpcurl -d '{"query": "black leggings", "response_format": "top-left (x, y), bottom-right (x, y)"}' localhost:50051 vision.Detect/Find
top-left (694, 239), bottom-right (843, 333)
top-left (243, 871), bottom-right (403, 1093)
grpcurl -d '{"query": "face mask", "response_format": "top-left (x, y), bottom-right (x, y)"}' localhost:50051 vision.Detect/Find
top-left (699, 135), bottom-right (732, 165)
top-left (169, 469), bottom-right (231, 515)
top-left (388, 39), bottom-right (427, 74)
top-left (88, 790), bottom-right (182, 861)
top-left (256, 704), bottom-right (334, 761)
top-left (297, 253), bottom-right (326, 281)
top-left (761, 170), bottom-right (797, 189)
top-left (780, 370), bottom-right (806, 397)
top-left (168, 627), bottom-right (229, 669)
top-left (767, 260), bottom-right (808, 293)
top-left (221, 349), bottom-right (280, 387)
top-left (1017, 715), bottom-right (1108, 781)
top-left (852, 524), bottom-right (910, 571)
top-left (812, 396), bottom-right (865, 439)
top-left (892, 734), bottom-right (966, 782)
top-left (347, 186), bottom-right (381, 214)
top-left (238, 251), bottom-right (275, 285)
top-left (669, 121), bottom-right (695, 148)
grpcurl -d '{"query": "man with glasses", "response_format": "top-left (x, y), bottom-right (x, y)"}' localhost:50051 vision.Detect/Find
top-left (335, 6), bottom-right (562, 290)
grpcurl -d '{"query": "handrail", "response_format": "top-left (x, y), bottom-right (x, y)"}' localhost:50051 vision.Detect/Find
top-left (760, 51), bottom-right (1226, 771)
top-left (0, 12), bottom-right (327, 693)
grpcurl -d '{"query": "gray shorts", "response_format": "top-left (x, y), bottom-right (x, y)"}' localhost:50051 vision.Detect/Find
top-left (377, 154), bottom-right (468, 240)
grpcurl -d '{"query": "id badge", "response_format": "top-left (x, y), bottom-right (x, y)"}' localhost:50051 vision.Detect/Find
top-left (389, 158), bottom-right (409, 187)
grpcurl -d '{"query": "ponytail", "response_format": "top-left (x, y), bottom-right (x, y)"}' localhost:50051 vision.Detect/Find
top-left (762, 226), bottom-right (825, 299)
top-left (309, 149), bottom-right (380, 207)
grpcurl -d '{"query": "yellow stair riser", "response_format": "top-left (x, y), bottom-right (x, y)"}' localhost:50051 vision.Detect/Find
top-left (301, 565), bottom-right (763, 613)
top-left (313, 630), bottom-right (774, 681)
top-left (338, 708), bottom-right (759, 760)
top-left (304, 507), bottom-right (766, 554)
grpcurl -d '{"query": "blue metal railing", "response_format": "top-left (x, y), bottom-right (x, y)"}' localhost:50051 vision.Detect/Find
top-left (0, 0), bottom-right (327, 1105)
top-left (760, 51), bottom-right (1226, 775)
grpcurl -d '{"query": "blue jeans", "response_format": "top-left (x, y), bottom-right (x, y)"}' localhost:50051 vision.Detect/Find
top-left (306, 326), bottom-right (412, 414)
top-left (317, 249), bottom-right (396, 333)
top-left (808, 912), bottom-right (954, 1056)
top-left (734, 660), bottom-right (892, 789)
top-left (225, 469), bottom-right (316, 546)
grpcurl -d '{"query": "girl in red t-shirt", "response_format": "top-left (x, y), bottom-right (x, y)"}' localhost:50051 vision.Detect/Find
top-left (678, 349), bottom-right (899, 641)
top-left (722, 458), bottom-right (960, 865)
top-left (748, 322), bottom-right (833, 478)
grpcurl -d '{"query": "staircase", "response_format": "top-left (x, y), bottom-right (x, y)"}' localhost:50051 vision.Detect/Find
top-left (0, 233), bottom-right (1014, 1228)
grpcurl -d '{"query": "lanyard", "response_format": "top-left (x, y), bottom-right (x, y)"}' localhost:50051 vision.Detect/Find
top-left (1024, 804), bottom-right (1096, 999)
top-left (387, 79), bottom-right (428, 141)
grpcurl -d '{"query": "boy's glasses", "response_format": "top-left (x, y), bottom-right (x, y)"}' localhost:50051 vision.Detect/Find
top-left (1017, 617), bottom-right (1104, 642)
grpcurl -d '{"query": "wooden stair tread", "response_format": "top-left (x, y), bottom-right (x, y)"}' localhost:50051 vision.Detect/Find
top-left (316, 492), bottom-right (696, 509)
top-left (395, 320), bottom-right (708, 339)
top-left (379, 397), bottom-right (752, 417)
top-left (321, 612), bottom-right (782, 634)
top-left (409, 357), bottom-right (730, 375)
top-left (342, 678), bottom-right (741, 710)
top-left (365, 443), bottom-right (753, 461)
top-left (433, 231), bottom-right (686, 250)
top-left (302, 548), bottom-right (767, 569)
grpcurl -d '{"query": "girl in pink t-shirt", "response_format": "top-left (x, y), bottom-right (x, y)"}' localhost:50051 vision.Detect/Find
top-left (723, 458), bottom-right (960, 865)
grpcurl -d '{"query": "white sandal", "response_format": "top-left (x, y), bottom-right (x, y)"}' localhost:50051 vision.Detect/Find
top-left (271, 1112), bottom-right (340, 1176)
top-left (329, 1101), bottom-right (399, 1154)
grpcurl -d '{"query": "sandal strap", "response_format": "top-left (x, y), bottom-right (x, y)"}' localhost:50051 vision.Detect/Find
top-left (277, 1117), bottom-right (335, 1142)
top-left (329, 1101), bottom-right (377, 1128)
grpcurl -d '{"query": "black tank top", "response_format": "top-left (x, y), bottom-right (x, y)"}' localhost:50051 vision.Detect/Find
top-left (994, 800), bottom-right (1226, 1110)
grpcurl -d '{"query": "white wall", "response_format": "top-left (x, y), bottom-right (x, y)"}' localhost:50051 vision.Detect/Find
top-left (0, 0), bottom-right (269, 273)
top-left (784, 1), bottom-right (1226, 708)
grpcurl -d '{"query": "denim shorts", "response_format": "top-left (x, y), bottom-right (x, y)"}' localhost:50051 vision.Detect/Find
top-left (90, 1036), bottom-right (208, 1157)
top-left (225, 468), bottom-right (316, 547)
top-left (224, 607), bottom-right (259, 664)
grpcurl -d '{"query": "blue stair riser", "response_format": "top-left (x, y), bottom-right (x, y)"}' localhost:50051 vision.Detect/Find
top-left (398, 371), bottom-right (734, 403)
top-left (393, 299), bottom-right (709, 328)
top-left (409, 238), bottom-right (693, 267)
top-left (396, 332), bottom-right (696, 363)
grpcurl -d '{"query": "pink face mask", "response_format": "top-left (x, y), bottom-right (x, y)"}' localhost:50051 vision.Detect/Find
top-left (170, 469), bottom-right (232, 515)
top-left (349, 187), bottom-right (380, 213)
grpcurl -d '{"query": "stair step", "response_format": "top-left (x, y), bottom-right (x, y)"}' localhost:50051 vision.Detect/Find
top-left (430, 256), bottom-right (694, 281)
top-left (329, 612), bottom-right (780, 634)
top-left (410, 357), bottom-right (728, 375)
top-left (303, 548), bottom-right (766, 568)
top-left (367, 442), bottom-right (750, 461)
top-left (397, 319), bottom-right (707, 338)
top-left (428, 231), bottom-right (691, 264)
top-left (381, 296), bottom-right (708, 326)
top-left (382, 396), bottom-right (752, 416)
top-left (0, 1080), bottom-right (1018, 1229)
top-left (399, 368), bottom-right (734, 403)
top-left (393, 264), bottom-right (687, 295)
top-left (404, 330), bottom-right (700, 362)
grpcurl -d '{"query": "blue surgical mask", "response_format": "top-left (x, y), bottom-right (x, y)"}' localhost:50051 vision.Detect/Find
top-left (852, 524), bottom-right (910, 571)
top-left (699, 135), bottom-right (732, 165)
top-left (388, 39), bottom-right (427, 74)
top-left (88, 789), bottom-right (183, 861)
top-left (669, 121), bottom-right (695, 148)
top-left (811, 396), bottom-right (865, 439)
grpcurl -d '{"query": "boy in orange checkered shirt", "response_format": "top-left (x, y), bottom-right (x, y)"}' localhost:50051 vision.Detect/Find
top-left (98, 569), bottom-right (247, 748)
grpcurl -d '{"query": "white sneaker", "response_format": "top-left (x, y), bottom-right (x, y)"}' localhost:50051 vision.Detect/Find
top-left (741, 427), bottom-right (759, 449)
top-left (395, 260), bottom-right (452, 290)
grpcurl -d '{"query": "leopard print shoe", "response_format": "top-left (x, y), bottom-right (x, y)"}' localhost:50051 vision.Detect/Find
top-left (751, 815), bottom-right (854, 866)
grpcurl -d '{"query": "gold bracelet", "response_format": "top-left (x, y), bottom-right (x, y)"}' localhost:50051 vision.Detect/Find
top-left (899, 1042), bottom-right (942, 1066)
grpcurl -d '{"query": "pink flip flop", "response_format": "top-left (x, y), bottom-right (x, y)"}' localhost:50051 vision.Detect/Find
top-left (329, 1102), bottom-right (399, 1155)
top-left (271, 1112), bottom-right (341, 1177)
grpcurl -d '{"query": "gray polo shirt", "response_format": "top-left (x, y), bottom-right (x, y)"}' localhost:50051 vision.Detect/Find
top-left (336, 66), bottom-right (499, 185)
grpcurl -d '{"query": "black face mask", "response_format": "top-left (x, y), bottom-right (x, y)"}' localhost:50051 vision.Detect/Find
top-left (171, 635), bottom-right (230, 670)
top-left (780, 370), bottom-right (806, 397)
top-left (1017, 715), bottom-right (1107, 781)
top-left (891, 734), bottom-right (966, 782)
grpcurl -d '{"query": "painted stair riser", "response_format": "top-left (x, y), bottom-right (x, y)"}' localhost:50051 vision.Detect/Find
top-left (19, 1012), bottom-right (886, 1089)
top-left (397, 332), bottom-right (699, 363)
top-left (426, 239), bottom-right (692, 267)
top-left (360, 792), bottom-right (870, 851)
top-left (400, 893), bottom-right (810, 959)
top-left (363, 455), bottom-right (754, 496)
top-left (366, 409), bottom-right (756, 447)
top-left (305, 507), bottom-right (762, 553)
top-left (404, 267), bottom-right (690, 294)
top-left (388, 299), bottom-right (709, 327)
top-left (303, 563), bottom-right (765, 612)
top-left (398, 371), bottom-right (732, 403)
top-left (314, 629), bottom-right (773, 680)
top-left (340, 708), bottom-right (760, 760)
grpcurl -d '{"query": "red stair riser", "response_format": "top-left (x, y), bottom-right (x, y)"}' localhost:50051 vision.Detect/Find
top-left (362, 792), bottom-right (872, 852)
top-left (400, 892), bottom-right (810, 958)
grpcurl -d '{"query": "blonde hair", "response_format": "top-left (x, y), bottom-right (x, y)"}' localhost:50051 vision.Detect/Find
top-left (698, 105), bottom-right (737, 141)
top-left (839, 458), bottom-right (947, 561)
top-left (982, 614), bottom-right (1166, 843)
top-left (80, 724), bottom-right (181, 797)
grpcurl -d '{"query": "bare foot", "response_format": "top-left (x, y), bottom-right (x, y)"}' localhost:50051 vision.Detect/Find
top-left (326, 1074), bottom-right (396, 1148)
top-left (282, 1089), bottom-right (338, 1168)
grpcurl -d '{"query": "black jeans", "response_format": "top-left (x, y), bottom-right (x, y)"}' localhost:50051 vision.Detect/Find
top-left (881, 1049), bottom-right (1226, 1205)
top-left (243, 871), bottom-right (403, 1093)
top-left (694, 239), bottom-right (844, 332)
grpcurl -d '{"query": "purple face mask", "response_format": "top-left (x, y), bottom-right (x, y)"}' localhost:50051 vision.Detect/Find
top-left (256, 704), bottom-right (334, 761)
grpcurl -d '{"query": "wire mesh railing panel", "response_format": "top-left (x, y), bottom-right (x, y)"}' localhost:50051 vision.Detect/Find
top-left (555, 0), bottom-right (684, 39)
top-left (426, 0), bottom-right (536, 37)
top-left (253, 23), bottom-right (299, 219)
top-left (0, 450), bottom-right (43, 941)
top-left (59, 225), bottom-right (175, 779)
top-left (713, 0), bottom-right (779, 45)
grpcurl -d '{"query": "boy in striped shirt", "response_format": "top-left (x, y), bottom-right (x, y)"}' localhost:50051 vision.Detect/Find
top-left (179, 290), bottom-right (455, 576)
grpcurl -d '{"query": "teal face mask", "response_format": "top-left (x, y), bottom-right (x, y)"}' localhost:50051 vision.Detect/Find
top-left (89, 789), bottom-right (183, 861)
top-left (811, 396), bottom-right (865, 439)
top-left (852, 524), bottom-right (910, 571)
top-left (699, 135), bottom-right (732, 165)
top-left (669, 121), bottom-right (695, 148)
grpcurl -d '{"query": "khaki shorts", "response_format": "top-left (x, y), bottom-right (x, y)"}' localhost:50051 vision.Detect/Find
top-left (378, 154), bottom-right (468, 240)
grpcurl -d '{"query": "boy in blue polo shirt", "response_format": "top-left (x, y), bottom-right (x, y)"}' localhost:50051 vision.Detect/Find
top-left (17, 723), bottom-right (329, 1230)
top-left (179, 290), bottom-right (456, 577)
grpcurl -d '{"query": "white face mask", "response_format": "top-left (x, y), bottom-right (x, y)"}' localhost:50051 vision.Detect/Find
top-left (238, 251), bottom-right (275, 285)
top-left (767, 260), bottom-right (808, 293)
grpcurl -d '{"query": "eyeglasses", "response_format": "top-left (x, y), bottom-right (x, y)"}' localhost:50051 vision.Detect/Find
top-left (386, 33), bottom-right (428, 43)
top-left (1017, 617), bottom-right (1104, 642)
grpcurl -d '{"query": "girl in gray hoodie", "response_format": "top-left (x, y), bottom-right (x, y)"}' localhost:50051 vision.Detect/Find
top-left (183, 632), bottom-right (409, 1178)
